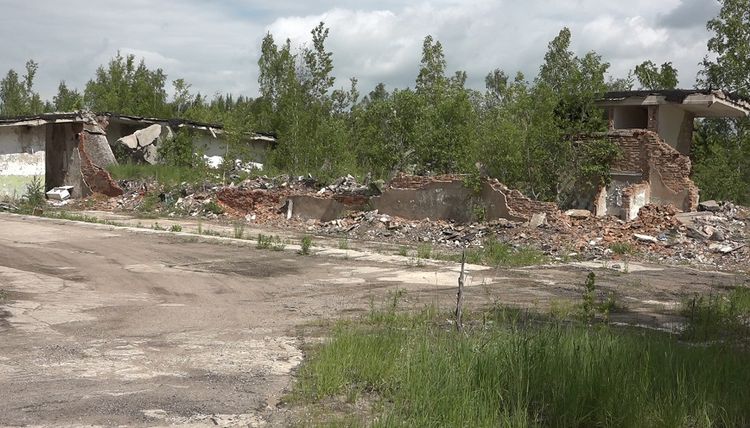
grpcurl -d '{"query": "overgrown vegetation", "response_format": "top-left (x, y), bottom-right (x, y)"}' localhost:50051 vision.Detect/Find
top-left (448, 239), bottom-right (546, 268)
top-left (681, 287), bottom-right (750, 342)
top-left (107, 163), bottom-right (211, 185)
top-left (292, 302), bottom-right (750, 427)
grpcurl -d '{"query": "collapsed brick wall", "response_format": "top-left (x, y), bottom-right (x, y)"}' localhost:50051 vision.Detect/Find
top-left (388, 173), bottom-right (464, 189)
top-left (579, 129), bottom-right (699, 214)
top-left (486, 180), bottom-right (560, 221)
top-left (78, 132), bottom-right (123, 197)
top-left (637, 130), bottom-right (698, 209)
top-left (603, 130), bottom-right (647, 173)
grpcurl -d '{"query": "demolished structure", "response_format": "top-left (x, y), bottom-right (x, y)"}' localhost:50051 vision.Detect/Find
top-left (584, 89), bottom-right (750, 220)
top-left (0, 111), bottom-right (276, 199)
top-left (0, 112), bottom-right (121, 198)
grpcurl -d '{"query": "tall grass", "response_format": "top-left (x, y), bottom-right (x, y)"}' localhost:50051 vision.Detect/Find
top-left (294, 308), bottom-right (750, 427)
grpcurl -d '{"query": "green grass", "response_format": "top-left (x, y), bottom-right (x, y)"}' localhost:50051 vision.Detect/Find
top-left (107, 163), bottom-right (211, 185)
top-left (232, 221), bottom-right (245, 239)
top-left (436, 239), bottom-right (547, 268)
top-left (681, 287), bottom-right (750, 342)
top-left (293, 307), bottom-right (750, 427)
top-left (338, 238), bottom-right (349, 250)
top-left (609, 241), bottom-right (636, 256)
top-left (416, 243), bottom-right (432, 259)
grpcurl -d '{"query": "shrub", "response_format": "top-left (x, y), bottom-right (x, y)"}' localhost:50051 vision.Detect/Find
top-left (300, 235), bottom-right (313, 255)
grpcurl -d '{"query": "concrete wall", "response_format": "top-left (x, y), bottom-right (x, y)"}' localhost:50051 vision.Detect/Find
top-left (196, 134), bottom-right (270, 163)
top-left (613, 107), bottom-right (648, 129)
top-left (0, 126), bottom-right (46, 198)
top-left (657, 105), bottom-right (694, 154)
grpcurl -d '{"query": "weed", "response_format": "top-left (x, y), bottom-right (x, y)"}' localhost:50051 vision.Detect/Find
top-left (257, 233), bottom-right (272, 249)
top-left (19, 176), bottom-right (45, 215)
top-left (203, 200), bottom-right (224, 215)
top-left (169, 224), bottom-right (183, 232)
top-left (137, 192), bottom-right (160, 216)
top-left (232, 221), bottom-right (245, 239)
top-left (271, 235), bottom-right (286, 251)
top-left (338, 238), bottom-right (349, 250)
top-left (416, 243), bottom-right (432, 259)
top-left (300, 235), bottom-right (313, 255)
top-left (472, 204), bottom-right (487, 223)
top-left (579, 272), bottom-right (617, 323)
top-left (609, 241), bottom-right (635, 255)
top-left (397, 246), bottom-right (408, 257)
top-left (681, 287), bottom-right (750, 342)
top-left (152, 222), bottom-right (165, 231)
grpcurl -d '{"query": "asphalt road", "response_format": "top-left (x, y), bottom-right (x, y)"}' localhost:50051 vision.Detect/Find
top-left (0, 213), bottom-right (745, 426)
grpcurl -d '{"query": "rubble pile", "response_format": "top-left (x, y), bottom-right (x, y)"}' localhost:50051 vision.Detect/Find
top-left (61, 172), bottom-right (750, 271)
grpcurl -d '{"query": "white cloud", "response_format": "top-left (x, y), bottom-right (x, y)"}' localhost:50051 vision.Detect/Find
top-left (0, 0), bottom-right (719, 103)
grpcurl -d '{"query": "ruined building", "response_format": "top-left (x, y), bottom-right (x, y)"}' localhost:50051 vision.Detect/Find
top-left (0, 111), bottom-right (275, 199)
top-left (584, 89), bottom-right (750, 220)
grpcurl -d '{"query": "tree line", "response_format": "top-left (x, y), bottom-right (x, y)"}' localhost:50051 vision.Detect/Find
top-left (0, 0), bottom-right (747, 204)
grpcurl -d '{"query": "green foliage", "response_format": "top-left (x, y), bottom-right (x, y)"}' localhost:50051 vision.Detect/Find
top-left (294, 307), bottom-right (750, 427)
top-left (53, 81), bottom-right (83, 111)
top-left (203, 200), bottom-right (224, 215)
top-left (693, 0), bottom-right (750, 204)
top-left (84, 52), bottom-right (169, 117)
top-left (455, 239), bottom-right (547, 268)
top-left (681, 288), bottom-right (750, 342)
top-left (169, 224), bottom-right (183, 232)
top-left (0, 60), bottom-right (44, 116)
top-left (300, 235), bottom-right (313, 255)
top-left (633, 60), bottom-right (679, 90)
top-left (609, 241), bottom-right (635, 255)
top-left (19, 176), bottom-right (45, 214)
top-left (157, 130), bottom-right (200, 168)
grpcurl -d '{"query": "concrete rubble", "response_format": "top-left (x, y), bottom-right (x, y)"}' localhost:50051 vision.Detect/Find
top-left (46, 172), bottom-right (748, 272)
top-left (116, 124), bottom-right (174, 164)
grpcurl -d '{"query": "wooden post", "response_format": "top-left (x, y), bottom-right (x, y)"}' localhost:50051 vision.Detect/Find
top-left (455, 249), bottom-right (466, 332)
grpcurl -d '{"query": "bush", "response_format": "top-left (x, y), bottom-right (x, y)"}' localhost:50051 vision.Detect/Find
top-left (20, 176), bottom-right (45, 214)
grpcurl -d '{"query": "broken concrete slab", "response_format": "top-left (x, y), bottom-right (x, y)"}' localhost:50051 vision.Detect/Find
top-left (565, 209), bottom-right (592, 220)
top-left (634, 233), bottom-right (659, 244)
top-left (699, 200), bottom-right (721, 212)
top-left (115, 124), bottom-right (174, 164)
top-left (46, 186), bottom-right (74, 201)
top-left (529, 213), bottom-right (547, 228)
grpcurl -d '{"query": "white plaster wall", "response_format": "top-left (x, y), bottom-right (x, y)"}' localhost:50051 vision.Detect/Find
top-left (657, 105), bottom-right (685, 150)
top-left (0, 126), bottom-right (46, 197)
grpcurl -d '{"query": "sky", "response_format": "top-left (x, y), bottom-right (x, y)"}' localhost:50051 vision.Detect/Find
top-left (0, 0), bottom-right (721, 101)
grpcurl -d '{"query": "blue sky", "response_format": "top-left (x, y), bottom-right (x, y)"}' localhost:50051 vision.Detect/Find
top-left (0, 0), bottom-right (721, 101)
